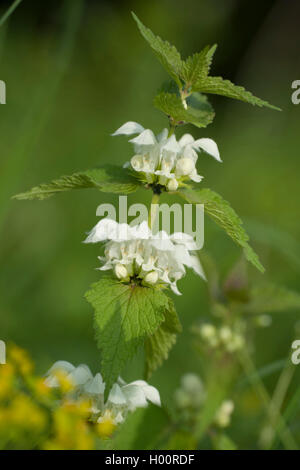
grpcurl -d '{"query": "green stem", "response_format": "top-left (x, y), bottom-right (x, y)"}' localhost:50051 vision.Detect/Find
top-left (168, 125), bottom-right (175, 138)
top-left (148, 193), bottom-right (160, 230)
top-left (0, 0), bottom-right (23, 27)
top-left (239, 349), bottom-right (297, 450)
top-left (266, 361), bottom-right (296, 449)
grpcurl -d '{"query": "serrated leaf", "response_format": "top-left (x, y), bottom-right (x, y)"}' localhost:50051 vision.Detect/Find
top-left (132, 12), bottom-right (183, 86)
top-left (13, 165), bottom-right (140, 200)
top-left (85, 277), bottom-right (169, 394)
top-left (145, 298), bottom-right (182, 379)
top-left (246, 284), bottom-right (300, 314)
top-left (186, 92), bottom-right (214, 114)
top-left (179, 188), bottom-right (264, 273)
top-left (180, 45), bottom-right (217, 87)
top-left (194, 76), bottom-right (281, 110)
top-left (154, 92), bottom-right (215, 128)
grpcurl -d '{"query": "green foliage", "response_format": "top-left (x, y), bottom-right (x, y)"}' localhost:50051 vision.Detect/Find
top-left (13, 165), bottom-right (140, 200)
top-left (85, 277), bottom-right (172, 394)
top-left (194, 76), bottom-right (281, 110)
top-left (132, 12), bottom-right (183, 87)
top-left (133, 12), bottom-right (280, 125)
top-left (180, 188), bottom-right (264, 272)
top-left (145, 298), bottom-right (182, 379)
top-left (246, 283), bottom-right (300, 314)
top-left (154, 92), bottom-right (214, 128)
top-left (180, 45), bottom-right (217, 87)
top-left (212, 433), bottom-right (238, 450)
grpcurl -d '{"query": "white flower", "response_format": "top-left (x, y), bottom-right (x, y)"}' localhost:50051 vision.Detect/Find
top-left (84, 218), bottom-right (205, 295)
top-left (45, 360), bottom-right (161, 427)
top-left (214, 400), bottom-right (234, 428)
top-left (112, 121), bottom-right (221, 190)
top-left (174, 373), bottom-right (206, 410)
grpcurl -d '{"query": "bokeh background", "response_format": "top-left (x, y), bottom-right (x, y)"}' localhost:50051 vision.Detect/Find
top-left (0, 0), bottom-right (299, 448)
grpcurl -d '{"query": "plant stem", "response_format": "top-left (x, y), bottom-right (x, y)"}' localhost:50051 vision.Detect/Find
top-left (239, 348), bottom-right (298, 450)
top-left (266, 361), bottom-right (296, 449)
top-left (0, 0), bottom-right (23, 27)
top-left (168, 125), bottom-right (176, 138)
top-left (148, 193), bottom-right (160, 230)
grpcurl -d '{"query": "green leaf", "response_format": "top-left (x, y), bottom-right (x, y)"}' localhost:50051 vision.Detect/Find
top-left (145, 298), bottom-right (182, 379)
top-left (179, 188), bottom-right (264, 273)
top-left (154, 92), bottom-right (215, 128)
top-left (194, 76), bottom-right (281, 110)
top-left (13, 165), bottom-right (140, 200)
top-left (246, 283), bottom-right (300, 314)
top-left (179, 45), bottom-right (217, 88)
top-left (132, 12), bottom-right (183, 86)
top-left (85, 277), bottom-right (169, 394)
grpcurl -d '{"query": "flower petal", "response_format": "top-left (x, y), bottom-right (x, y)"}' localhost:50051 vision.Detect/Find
top-left (129, 129), bottom-right (157, 146)
top-left (193, 138), bottom-right (221, 162)
top-left (108, 383), bottom-right (127, 405)
top-left (112, 121), bottom-right (145, 136)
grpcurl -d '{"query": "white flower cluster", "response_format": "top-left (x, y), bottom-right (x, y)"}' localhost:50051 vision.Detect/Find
top-left (174, 373), bottom-right (234, 429)
top-left (84, 218), bottom-right (205, 295)
top-left (45, 361), bottom-right (160, 427)
top-left (174, 373), bottom-right (206, 410)
top-left (199, 323), bottom-right (245, 352)
top-left (214, 400), bottom-right (234, 428)
top-left (112, 121), bottom-right (221, 191)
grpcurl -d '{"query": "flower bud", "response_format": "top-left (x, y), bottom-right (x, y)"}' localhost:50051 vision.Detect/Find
top-left (115, 263), bottom-right (128, 280)
top-left (130, 155), bottom-right (143, 171)
top-left (176, 157), bottom-right (195, 176)
top-left (144, 271), bottom-right (158, 284)
top-left (167, 178), bottom-right (179, 191)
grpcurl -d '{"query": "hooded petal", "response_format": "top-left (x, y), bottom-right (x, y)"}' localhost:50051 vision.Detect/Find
top-left (129, 380), bottom-right (161, 407)
top-left (129, 129), bottom-right (157, 146)
top-left (112, 121), bottom-right (145, 136)
top-left (69, 364), bottom-right (93, 386)
top-left (84, 373), bottom-right (105, 395)
top-left (193, 138), bottom-right (221, 162)
top-left (121, 384), bottom-right (148, 409)
top-left (108, 383), bottom-right (127, 405)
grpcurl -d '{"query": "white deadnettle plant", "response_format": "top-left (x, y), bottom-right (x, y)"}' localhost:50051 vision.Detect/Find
top-left (113, 121), bottom-right (221, 191)
top-left (84, 218), bottom-right (206, 295)
top-left (45, 361), bottom-right (161, 427)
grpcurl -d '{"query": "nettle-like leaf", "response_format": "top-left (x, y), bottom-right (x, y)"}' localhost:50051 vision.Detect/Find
top-left (13, 165), bottom-right (140, 200)
top-left (133, 13), bottom-right (279, 113)
top-left (85, 277), bottom-right (172, 394)
top-left (145, 297), bottom-right (182, 379)
top-left (132, 12), bottom-right (183, 87)
top-left (194, 76), bottom-right (281, 110)
top-left (179, 45), bottom-right (217, 87)
top-left (180, 188), bottom-right (264, 273)
top-left (246, 284), bottom-right (300, 314)
top-left (154, 92), bottom-right (214, 128)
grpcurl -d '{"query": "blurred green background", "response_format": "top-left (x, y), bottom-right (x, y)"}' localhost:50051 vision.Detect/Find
top-left (0, 0), bottom-right (299, 448)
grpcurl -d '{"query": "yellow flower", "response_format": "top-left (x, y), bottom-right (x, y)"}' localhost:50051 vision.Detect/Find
top-left (96, 410), bottom-right (117, 439)
top-left (53, 370), bottom-right (75, 394)
top-left (0, 363), bottom-right (15, 400)
top-left (9, 344), bottom-right (33, 376)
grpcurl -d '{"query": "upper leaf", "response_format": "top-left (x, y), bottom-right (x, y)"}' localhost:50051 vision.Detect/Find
top-left (85, 277), bottom-right (170, 394)
top-left (180, 188), bottom-right (264, 272)
top-left (193, 76), bottom-right (281, 110)
top-left (179, 45), bottom-right (217, 88)
top-left (154, 92), bottom-right (215, 128)
top-left (132, 13), bottom-right (279, 112)
top-left (13, 165), bottom-right (140, 200)
top-left (246, 283), bottom-right (300, 314)
top-left (132, 12), bottom-right (183, 87)
top-left (145, 297), bottom-right (182, 379)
